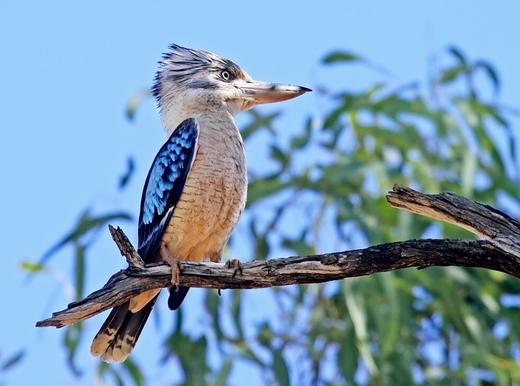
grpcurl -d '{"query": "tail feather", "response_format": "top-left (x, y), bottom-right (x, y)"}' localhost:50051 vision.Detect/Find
top-left (91, 296), bottom-right (158, 363)
top-left (90, 302), bottom-right (129, 357)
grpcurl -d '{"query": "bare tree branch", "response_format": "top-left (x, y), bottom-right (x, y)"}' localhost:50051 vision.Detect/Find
top-left (387, 185), bottom-right (520, 257)
top-left (108, 224), bottom-right (144, 268)
top-left (36, 185), bottom-right (520, 328)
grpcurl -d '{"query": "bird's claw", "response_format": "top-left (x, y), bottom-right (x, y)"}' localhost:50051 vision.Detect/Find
top-left (225, 258), bottom-right (243, 279)
top-left (170, 259), bottom-right (181, 287)
top-left (161, 244), bottom-right (181, 287)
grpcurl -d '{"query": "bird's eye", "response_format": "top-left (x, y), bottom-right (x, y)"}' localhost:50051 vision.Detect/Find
top-left (220, 70), bottom-right (231, 81)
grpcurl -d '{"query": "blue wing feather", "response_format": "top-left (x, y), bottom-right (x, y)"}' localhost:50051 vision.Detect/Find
top-left (137, 118), bottom-right (199, 261)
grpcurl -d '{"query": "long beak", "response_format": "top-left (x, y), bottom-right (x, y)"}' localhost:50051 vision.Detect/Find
top-left (237, 80), bottom-right (311, 104)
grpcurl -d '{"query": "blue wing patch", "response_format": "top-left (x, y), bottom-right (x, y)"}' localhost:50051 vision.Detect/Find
top-left (137, 118), bottom-right (199, 260)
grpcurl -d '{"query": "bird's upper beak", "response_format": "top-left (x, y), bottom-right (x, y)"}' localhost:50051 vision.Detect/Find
top-left (236, 80), bottom-right (311, 105)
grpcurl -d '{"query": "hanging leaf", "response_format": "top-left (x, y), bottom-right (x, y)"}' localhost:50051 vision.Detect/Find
top-left (97, 362), bottom-right (125, 386)
top-left (272, 348), bottom-right (290, 386)
top-left (36, 209), bottom-right (132, 267)
top-left (290, 118), bottom-right (313, 149)
top-left (205, 289), bottom-right (224, 341)
top-left (119, 156), bottom-right (136, 190)
top-left (0, 350), bottom-right (25, 372)
top-left (63, 323), bottom-right (83, 376)
top-left (74, 241), bottom-right (86, 300)
top-left (211, 359), bottom-right (233, 386)
top-left (122, 358), bottom-right (144, 386)
top-left (474, 60), bottom-right (501, 95)
top-left (447, 45), bottom-right (468, 66)
top-left (231, 290), bottom-right (244, 340)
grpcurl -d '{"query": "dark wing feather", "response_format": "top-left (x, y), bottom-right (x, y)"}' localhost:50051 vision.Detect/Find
top-left (137, 118), bottom-right (199, 261)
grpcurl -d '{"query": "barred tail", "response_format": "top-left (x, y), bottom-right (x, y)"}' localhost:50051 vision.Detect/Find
top-left (90, 296), bottom-right (157, 363)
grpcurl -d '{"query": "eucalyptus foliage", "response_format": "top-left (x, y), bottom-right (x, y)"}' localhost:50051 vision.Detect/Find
top-left (27, 46), bottom-right (520, 386)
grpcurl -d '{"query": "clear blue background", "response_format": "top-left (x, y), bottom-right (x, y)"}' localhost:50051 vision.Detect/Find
top-left (1, 1), bottom-right (519, 385)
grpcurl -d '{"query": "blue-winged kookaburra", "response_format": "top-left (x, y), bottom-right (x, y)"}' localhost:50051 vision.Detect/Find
top-left (90, 44), bottom-right (310, 362)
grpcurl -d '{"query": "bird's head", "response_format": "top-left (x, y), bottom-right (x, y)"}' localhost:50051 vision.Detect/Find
top-left (153, 44), bottom-right (310, 128)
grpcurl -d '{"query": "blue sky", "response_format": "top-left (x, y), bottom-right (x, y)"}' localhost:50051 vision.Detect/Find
top-left (1, 1), bottom-right (519, 385)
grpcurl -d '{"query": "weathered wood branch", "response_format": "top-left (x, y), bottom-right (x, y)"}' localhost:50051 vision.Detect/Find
top-left (36, 185), bottom-right (520, 328)
top-left (387, 185), bottom-right (520, 257)
top-left (108, 224), bottom-right (145, 269)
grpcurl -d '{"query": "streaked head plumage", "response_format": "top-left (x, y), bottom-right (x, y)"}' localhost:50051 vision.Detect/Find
top-left (152, 43), bottom-right (311, 127)
top-left (152, 44), bottom-right (250, 104)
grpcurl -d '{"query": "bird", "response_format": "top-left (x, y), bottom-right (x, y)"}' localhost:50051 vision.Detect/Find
top-left (90, 43), bottom-right (310, 362)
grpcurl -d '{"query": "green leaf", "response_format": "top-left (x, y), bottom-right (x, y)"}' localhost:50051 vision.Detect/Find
top-left (74, 242), bottom-right (85, 300)
top-left (247, 175), bottom-right (289, 205)
top-left (205, 289), bottom-right (223, 341)
top-left (118, 156), bottom-right (135, 190)
top-left (258, 322), bottom-right (272, 348)
top-left (241, 109), bottom-right (280, 140)
top-left (281, 234), bottom-right (315, 256)
top-left (447, 45), bottom-right (468, 66)
top-left (343, 280), bottom-right (378, 376)
top-left (272, 348), bottom-right (290, 386)
top-left (322, 105), bottom-right (345, 129)
top-left (1, 350), bottom-right (25, 372)
top-left (439, 63), bottom-right (468, 84)
top-left (231, 290), bottom-right (244, 339)
top-left (126, 89), bottom-right (151, 121)
top-left (122, 358), bottom-right (144, 386)
top-left (19, 261), bottom-right (46, 273)
top-left (379, 273), bottom-right (400, 359)
top-left (97, 362), bottom-right (125, 386)
top-left (168, 333), bottom-right (209, 386)
top-left (211, 359), bottom-right (233, 386)
top-left (474, 60), bottom-right (501, 95)
top-left (37, 210), bottom-right (132, 267)
top-left (461, 150), bottom-right (477, 196)
top-left (290, 118), bottom-right (313, 149)
top-left (270, 145), bottom-right (289, 170)
top-left (63, 323), bottom-right (83, 376)
top-left (248, 220), bottom-right (271, 260)
top-left (337, 331), bottom-right (358, 384)
top-left (322, 51), bottom-right (361, 64)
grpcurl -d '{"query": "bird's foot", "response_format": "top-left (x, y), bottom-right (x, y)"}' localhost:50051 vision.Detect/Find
top-left (170, 260), bottom-right (181, 287)
top-left (225, 258), bottom-right (243, 279)
top-left (160, 245), bottom-right (181, 287)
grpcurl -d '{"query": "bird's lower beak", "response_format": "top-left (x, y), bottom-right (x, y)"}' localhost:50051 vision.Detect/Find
top-left (238, 80), bottom-right (311, 105)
